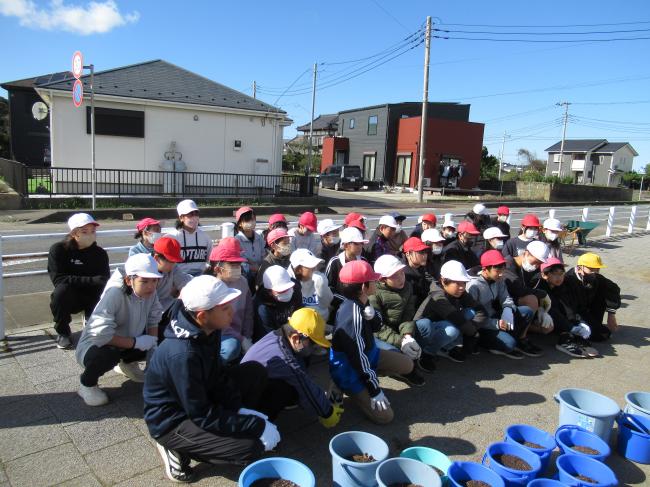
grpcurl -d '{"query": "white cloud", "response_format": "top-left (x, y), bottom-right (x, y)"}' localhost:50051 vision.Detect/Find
top-left (0, 0), bottom-right (139, 35)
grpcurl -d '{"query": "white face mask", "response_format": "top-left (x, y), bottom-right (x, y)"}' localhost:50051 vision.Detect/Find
top-left (431, 246), bottom-right (443, 255)
top-left (497, 215), bottom-right (508, 222)
top-left (524, 229), bottom-right (539, 240)
top-left (146, 232), bottom-right (161, 245)
top-left (493, 239), bottom-right (504, 250)
top-left (185, 216), bottom-right (199, 230)
top-left (275, 288), bottom-right (294, 303)
top-left (395, 225), bottom-right (402, 233)
top-left (222, 265), bottom-right (242, 282)
top-left (76, 233), bottom-right (96, 249)
top-left (277, 243), bottom-right (292, 257)
top-left (329, 236), bottom-right (341, 245)
top-left (522, 259), bottom-right (537, 272)
top-left (242, 221), bottom-right (256, 232)
top-left (545, 231), bottom-right (558, 242)
top-left (445, 230), bottom-right (457, 239)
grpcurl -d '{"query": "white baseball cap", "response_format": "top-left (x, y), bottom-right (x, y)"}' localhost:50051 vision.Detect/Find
top-left (124, 253), bottom-right (162, 279)
top-left (67, 213), bottom-right (99, 231)
top-left (440, 260), bottom-right (471, 282)
top-left (378, 215), bottom-right (399, 229)
top-left (374, 254), bottom-right (406, 278)
top-left (340, 227), bottom-right (369, 244)
top-left (421, 228), bottom-right (446, 243)
top-left (317, 218), bottom-right (341, 235)
top-left (543, 218), bottom-right (563, 232)
top-left (442, 219), bottom-right (457, 229)
top-left (177, 199), bottom-right (199, 216)
top-left (483, 227), bottom-right (508, 240)
top-left (526, 240), bottom-right (550, 262)
top-left (290, 248), bottom-right (324, 269)
top-left (262, 265), bottom-right (295, 292)
top-left (473, 203), bottom-right (489, 216)
top-left (180, 275), bottom-right (241, 311)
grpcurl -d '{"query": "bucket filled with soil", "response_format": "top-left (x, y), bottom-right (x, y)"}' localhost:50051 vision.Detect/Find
top-left (400, 447), bottom-right (452, 484)
top-left (329, 431), bottom-right (389, 486)
top-left (238, 457), bottom-right (315, 487)
top-left (447, 461), bottom-right (505, 487)
top-left (556, 453), bottom-right (618, 487)
top-left (376, 457), bottom-right (441, 487)
top-left (555, 425), bottom-right (611, 462)
top-left (482, 442), bottom-right (541, 485)
top-left (503, 424), bottom-right (556, 472)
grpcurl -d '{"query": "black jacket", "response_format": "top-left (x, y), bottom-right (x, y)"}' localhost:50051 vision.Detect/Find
top-left (401, 258), bottom-right (431, 310)
top-left (255, 253), bottom-right (290, 289)
top-left (442, 239), bottom-right (480, 270)
top-left (47, 239), bottom-right (110, 290)
top-left (253, 280), bottom-right (303, 336)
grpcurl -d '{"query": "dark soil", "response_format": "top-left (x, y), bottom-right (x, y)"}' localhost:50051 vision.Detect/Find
top-left (388, 484), bottom-right (423, 487)
top-left (463, 481), bottom-right (492, 487)
top-left (520, 440), bottom-right (545, 449)
top-left (250, 479), bottom-right (300, 487)
top-left (348, 453), bottom-right (376, 463)
top-left (575, 474), bottom-right (599, 484)
top-left (430, 465), bottom-right (445, 477)
top-left (571, 445), bottom-right (600, 455)
top-left (493, 453), bottom-right (532, 471)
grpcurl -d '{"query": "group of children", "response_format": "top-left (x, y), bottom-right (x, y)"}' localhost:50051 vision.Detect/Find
top-left (46, 200), bottom-right (621, 483)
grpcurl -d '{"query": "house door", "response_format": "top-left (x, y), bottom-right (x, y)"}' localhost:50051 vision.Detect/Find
top-left (336, 150), bottom-right (346, 165)
top-left (395, 155), bottom-right (412, 186)
top-left (363, 154), bottom-right (376, 181)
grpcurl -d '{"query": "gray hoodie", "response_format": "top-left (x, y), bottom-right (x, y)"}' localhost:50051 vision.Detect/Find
top-left (466, 271), bottom-right (516, 330)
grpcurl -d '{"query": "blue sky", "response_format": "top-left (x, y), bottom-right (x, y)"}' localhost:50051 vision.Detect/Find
top-left (2, 0), bottom-right (649, 170)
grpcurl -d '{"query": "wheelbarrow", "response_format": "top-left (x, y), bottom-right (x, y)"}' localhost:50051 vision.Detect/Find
top-left (565, 220), bottom-right (600, 246)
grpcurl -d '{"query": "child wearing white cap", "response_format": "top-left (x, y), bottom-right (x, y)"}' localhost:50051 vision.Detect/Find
top-left (168, 199), bottom-right (213, 276)
top-left (541, 218), bottom-right (564, 262)
top-left (318, 218), bottom-right (342, 264)
top-left (253, 265), bottom-right (303, 338)
top-left (325, 226), bottom-right (369, 294)
top-left (365, 214), bottom-right (399, 264)
top-left (47, 213), bottom-right (110, 350)
top-left (75, 254), bottom-right (163, 406)
top-left (289, 249), bottom-right (333, 322)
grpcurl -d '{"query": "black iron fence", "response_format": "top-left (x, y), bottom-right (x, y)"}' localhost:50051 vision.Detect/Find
top-left (21, 166), bottom-right (316, 198)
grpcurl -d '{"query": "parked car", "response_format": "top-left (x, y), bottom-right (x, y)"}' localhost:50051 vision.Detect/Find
top-left (318, 165), bottom-right (363, 191)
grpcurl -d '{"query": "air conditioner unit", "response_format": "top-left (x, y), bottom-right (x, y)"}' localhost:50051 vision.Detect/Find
top-left (422, 177), bottom-right (431, 187)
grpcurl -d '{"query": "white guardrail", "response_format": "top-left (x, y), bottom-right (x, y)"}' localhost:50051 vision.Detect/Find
top-left (1, 205), bottom-right (649, 340)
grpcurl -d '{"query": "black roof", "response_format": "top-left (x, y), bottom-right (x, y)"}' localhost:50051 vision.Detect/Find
top-left (338, 101), bottom-right (465, 115)
top-left (27, 60), bottom-right (284, 114)
top-left (545, 139), bottom-right (607, 152)
top-left (296, 113), bottom-right (338, 132)
top-left (1, 72), bottom-right (74, 90)
top-left (594, 142), bottom-right (637, 155)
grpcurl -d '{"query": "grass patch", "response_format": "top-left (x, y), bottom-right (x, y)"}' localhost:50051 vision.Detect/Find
top-left (27, 177), bottom-right (52, 194)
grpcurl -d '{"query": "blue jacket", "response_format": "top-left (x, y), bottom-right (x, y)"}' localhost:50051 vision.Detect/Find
top-left (143, 300), bottom-right (265, 440)
top-left (241, 328), bottom-right (332, 418)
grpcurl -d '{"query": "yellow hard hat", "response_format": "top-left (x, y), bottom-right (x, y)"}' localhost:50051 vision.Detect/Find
top-left (577, 252), bottom-right (606, 269)
top-left (287, 308), bottom-right (330, 348)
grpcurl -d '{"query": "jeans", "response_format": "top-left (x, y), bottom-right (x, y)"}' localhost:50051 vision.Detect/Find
top-left (220, 336), bottom-right (241, 364)
top-left (374, 337), bottom-right (398, 351)
top-left (415, 318), bottom-right (461, 355)
top-left (479, 329), bottom-right (517, 352)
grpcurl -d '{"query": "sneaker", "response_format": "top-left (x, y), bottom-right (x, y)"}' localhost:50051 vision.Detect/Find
top-left (395, 369), bottom-right (425, 387)
top-left (556, 341), bottom-right (589, 358)
top-left (489, 349), bottom-right (525, 360)
top-left (417, 353), bottom-right (436, 373)
top-left (56, 334), bottom-right (73, 350)
top-left (113, 361), bottom-right (145, 383)
top-left (574, 336), bottom-right (599, 357)
top-left (78, 384), bottom-right (109, 407)
top-left (438, 346), bottom-right (466, 363)
top-left (515, 338), bottom-right (544, 357)
top-left (156, 442), bottom-right (194, 483)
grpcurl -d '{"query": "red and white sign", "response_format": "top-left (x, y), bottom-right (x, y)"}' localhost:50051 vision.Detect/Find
top-left (72, 51), bottom-right (83, 79)
top-left (72, 79), bottom-right (84, 108)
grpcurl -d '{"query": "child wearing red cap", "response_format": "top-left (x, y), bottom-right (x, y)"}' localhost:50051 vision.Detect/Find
top-left (289, 211), bottom-right (322, 256)
top-left (401, 237), bottom-right (434, 309)
top-left (442, 221), bottom-right (481, 270)
top-left (329, 260), bottom-right (414, 424)
top-left (129, 218), bottom-right (162, 257)
top-left (492, 206), bottom-right (511, 241)
top-left (256, 228), bottom-right (292, 290)
top-left (502, 213), bottom-right (541, 260)
top-left (262, 214), bottom-right (288, 250)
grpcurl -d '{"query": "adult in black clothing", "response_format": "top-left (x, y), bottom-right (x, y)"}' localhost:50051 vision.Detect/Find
top-left (401, 237), bottom-right (433, 309)
top-left (255, 228), bottom-right (291, 290)
top-left (442, 221), bottom-right (480, 270)
top-left (47, 213), bottom-right (110, 350)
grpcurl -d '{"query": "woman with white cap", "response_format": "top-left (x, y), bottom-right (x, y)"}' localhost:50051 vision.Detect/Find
top-left (75, 253), bottom-right (163, 406)
top-left (541, 218), bottom-right (564, 262)
top-left (47, 213), bottom-right (110, 350)
top-left (169, 199), bottom-right (213, 277)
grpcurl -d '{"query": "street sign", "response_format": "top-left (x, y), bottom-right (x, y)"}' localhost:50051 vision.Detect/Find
top-left (72, 79), bottom-right (84, 107)
top-left (72, 51), bottom-right (83, 79)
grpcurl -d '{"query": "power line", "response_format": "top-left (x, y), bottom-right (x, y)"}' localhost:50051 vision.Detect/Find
top-left (270, 68), bottom-right (311, 105)
top-left (433, 34), bottom-right (650, 43)
top-left (436, 20), bottom-right (650, 28)
top-left (368, 0), bottom-right (410, 32)
top-left (572, 100), bottom-right (650, 105)
top-left (434, 27), bottom-right (650, 35)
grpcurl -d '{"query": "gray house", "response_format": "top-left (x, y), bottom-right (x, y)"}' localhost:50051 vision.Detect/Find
top-left (294, 114), bottom-right (338, 153)
top-left (545, 139), bottom-right (637, 186)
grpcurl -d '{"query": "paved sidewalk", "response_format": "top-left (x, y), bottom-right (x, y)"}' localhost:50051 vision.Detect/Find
top-left (1, 234), bottom-right (649, 486)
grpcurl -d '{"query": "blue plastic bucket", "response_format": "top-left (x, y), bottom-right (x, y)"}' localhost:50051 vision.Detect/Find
top-left (555, 425), bottom-right (611, 462)
top-left (238, 457), bottom-right (315, 487)
top-left (504, 424), bottom-right (556, 472)
top-left (625, 391), bottom-right (650, 419)
top-left (376, 457), bottom-right (441, 487)
top-left (483, 442), bottom-right (541, 486)
top-left (329, 431), bottom-right (389, 487)
top-left (400, 447), bottom-right (452, 485)
top-left (617, 413), bottom-right (650, 464)
top-left (556, 454), bottom-right (618, 487)
top-left (526, 479), bottom-right (566, 487)
top-left (555, 388), bottom-right (620, 441)
top-left (448, 461), bottom-right (505, 487)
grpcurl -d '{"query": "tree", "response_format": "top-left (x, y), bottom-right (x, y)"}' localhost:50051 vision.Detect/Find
top-left (517, 148), bottom-right (546, 172)
top-left (0, 96), bottom-right (9, 159)
top-left (480, 146), bottom-right (500, 180)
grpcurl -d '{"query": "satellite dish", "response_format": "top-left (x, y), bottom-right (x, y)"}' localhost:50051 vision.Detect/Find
top-left (32, 101), bottom-right (49, 121)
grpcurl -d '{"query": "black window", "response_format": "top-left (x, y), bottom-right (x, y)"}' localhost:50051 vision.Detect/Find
top-left (86, 107), bottom-right (145, 138)
top-left (349, 118), bottom-right (355, 129)
top-left (367, 115), bottom-right (378, 135)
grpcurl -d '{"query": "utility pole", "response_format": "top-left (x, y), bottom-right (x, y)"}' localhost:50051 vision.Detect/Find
top-left (639, 175), bottom-right (644, 201)
top-left (417, 16), bottom-right (432, 203)
top-left (253, 81), bottom-right (256, 99)
top-left (85, 63), bottom-right (96, 210)
top-left (307, 63), bottom-right (317, 180)
top-left (556, 101), bottom-right (571, 179)
top-left (498, 131), bottom-right (510, 181)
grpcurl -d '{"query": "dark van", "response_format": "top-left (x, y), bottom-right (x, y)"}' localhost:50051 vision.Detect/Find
top-left (318, 165), bottom-right (363, 191)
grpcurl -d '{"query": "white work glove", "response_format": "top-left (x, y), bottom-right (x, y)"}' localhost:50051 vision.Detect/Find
top-left (571, 323), bottom-right (591, 339)
top-left (134, 334), bottom-right (157, 351)
top-left (238, 407), bottom-right (268, 420)
top-left (362, 305), bottom-right (376, 321)
top-left (500, 308), bottom-right (515, 331)
top-left (536, 309), bottom-right (554, 330)
top-left (400, 335), bottom-right (422, 360)
top-left (540, 295), bottom-right (552, 312)
top-left (259, 420), bottom-right (281, 452)
top-left (241, 337), bottom-right (253, 354)
top-left (370, 390), bottom-right (390, 411)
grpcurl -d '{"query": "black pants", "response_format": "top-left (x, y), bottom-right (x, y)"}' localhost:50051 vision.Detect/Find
top-left (50, 283), bottom-right (102, 336)
top-left (80, 345), bottom-right (146, 387)
top-left (257, 378), bottom-right (299, 421)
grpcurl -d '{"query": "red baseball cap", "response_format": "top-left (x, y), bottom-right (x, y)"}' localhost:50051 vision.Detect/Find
top-left (403, 237), bottom-right (429, 253)
top-left (541, 256), bottom-right (566, 273)
top-left (521, 214), bottom-right (541, 228)
top-left (136, 217), bottom-right (160, 232)
top-left (421, 213), bottom-right (437, 225)
top-left (209, 237), bottom-right (246, 262)
top-left (266, 228), bottom-right (289, 246)
top-left (497, 206), bottom-right (510, 216)
top-left (344, 212), bottom-right (366, 230)
top-left (298, 212), bottom-right (317, 232)
top-left (153, 236), bottom-right (184, 263)
top-left (480, 249), bottom-right (506, 267)
top-left (268, 213), bottom-right (287, 226)
top-left (457, 221), bottom-right (480, 235)
top-left (339, 260), bottom-right (381, 284)
top-left (235, 206), bottom-right (255, 222)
